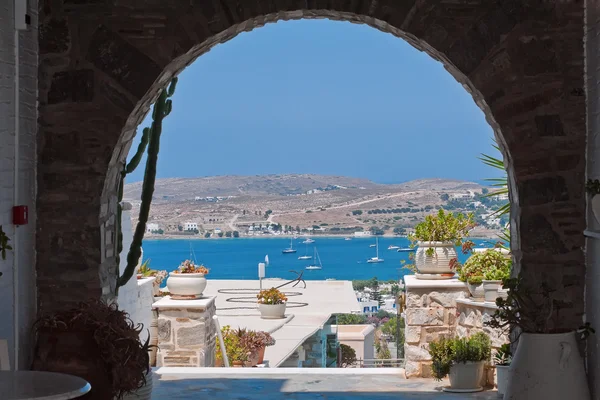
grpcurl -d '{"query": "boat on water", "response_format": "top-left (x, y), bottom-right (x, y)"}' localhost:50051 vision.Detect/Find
top-left (367, 237), bottom-right (384, 263)
top-left (303, 238), bottom-right (315, 244)
top-left (397, 248), bottom-right (413, 252)
top-left (282, 237), bottom-right (297, 254)
top-left (298, 243), bottom-right (312, 260)
top-left (369, 244), bottom-right (376, 248)
top-left (388, 245), bottom-right (400, 250)
top-left (306, 247), bottom-right (323, 270)
top-left (345, 237), bottom-right (352, 241)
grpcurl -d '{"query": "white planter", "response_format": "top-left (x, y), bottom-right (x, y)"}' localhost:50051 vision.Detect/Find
top-left (498, 288), bottom-right (508, 300)
top-left (122, 371), bottom-right (153, 400)
top-left (258, 303), bottom-right (286, 319)
top-left (592, 195), bottom-right (600, 224)
top-left (414, 241), bottom-right (457, 275)
top-left (482, 280), bottom-right (502, 303)
top-left (505, 332), bottom-right (590, 400)
top-left (496, 365), bottom-right (509, 398)
top-left (166, 273), bottom-right (207, 299)
top-left (448, 361), bottom-right (484, 391)
top-left (467, 282), bottom-right (485, 300)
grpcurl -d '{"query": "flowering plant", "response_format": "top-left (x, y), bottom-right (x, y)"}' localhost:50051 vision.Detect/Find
top-left (175, 259), bottom-right (209, 274)
top-left (257, 287), bottom-right (287, 305)
top-left (137, 259), bottom-right (167, 288)
top-left (255, 331), bottom-right (276, 347)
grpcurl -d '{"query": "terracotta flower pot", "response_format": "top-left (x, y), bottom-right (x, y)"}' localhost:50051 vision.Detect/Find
top-left (257, 346), bottom-right (266, 365)
top-left (232, 361), bottom-right (244, 368)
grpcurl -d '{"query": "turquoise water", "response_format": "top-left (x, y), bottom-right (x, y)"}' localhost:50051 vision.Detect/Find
top-left (142, 237), bottom-right (494, 282)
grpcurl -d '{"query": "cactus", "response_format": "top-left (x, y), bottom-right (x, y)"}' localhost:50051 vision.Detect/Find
top-left (116, 78), bottom-right (178, 290)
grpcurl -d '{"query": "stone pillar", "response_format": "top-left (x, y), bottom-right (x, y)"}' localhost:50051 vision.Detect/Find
top-left (403, 276), bottom-right (468, 378)
top-left (153, 297), bottom-right (216, 367)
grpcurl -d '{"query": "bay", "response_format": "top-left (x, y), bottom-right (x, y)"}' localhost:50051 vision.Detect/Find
top-left (141, 236), bottom-right (496, 282)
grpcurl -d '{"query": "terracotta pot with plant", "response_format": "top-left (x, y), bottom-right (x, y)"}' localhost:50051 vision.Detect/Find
top-left (494, 343), bottom-right (511, 398)
top-left (32, 300), bottom-right (152, 400)
top-left (257, 287), bottom-right (288, 319)
top-left (429, 332), bottom-right (491, 393)
top-left (166, 259), bottom-right (209, 299)
top-left (457, 248), bottom-right (510, 301)
top-left (486, 278), bottom-right (594, 400)
top-left (216, 325), bottom-right (250, 367)
top-left (255, 331), bottom-right (276, 364)
top-left (408, 209), bottom-right (475, 279)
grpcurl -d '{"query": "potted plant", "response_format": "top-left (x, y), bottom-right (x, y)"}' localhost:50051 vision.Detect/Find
top-left (257, 287), bottom-right (288, 319)
top-left (166, 259), bottom-right (209, 299)
top-left (457, 249), bottom-right (511, 301)
top-left (138, 259), bottom-right (167, 296)
top-left (494, 343), bottom-right (511, 398)
top-left (486, 278), bottom-right (593, 399)
top-left (586, 179), bottom-right (600, 224)
top-left (32, 300), bottom-right (152, 400)
top-left (216, 325), bottom-right (250, 367)
top-left (429, 332), bottom-right (491, 392)
top-left (255, 331), bottom-right (276, 365)
top-left (408, 209), bottom-right (475, 278)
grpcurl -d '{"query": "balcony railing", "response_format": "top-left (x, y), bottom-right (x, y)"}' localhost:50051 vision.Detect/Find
top-left (353, 358), bottom-right (405, 368)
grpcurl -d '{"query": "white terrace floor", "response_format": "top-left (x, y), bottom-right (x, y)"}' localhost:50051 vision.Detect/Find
top-left (152, 368), bottom-right (498, 399)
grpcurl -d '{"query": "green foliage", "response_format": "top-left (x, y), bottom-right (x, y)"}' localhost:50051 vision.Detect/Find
top-left (233, 231), bottom-right (240, 238)
top-left (340, 344), bottom-right (357, 367)
top-left (494, 343), bottom-right (511, 366)
top-left (217, 232), bottom-right (224, 238)
top-left (352, 210), bottom-right (363, 215)
top-left (587, 179), bottom-right (600, 195)
top-left (0, 225), bottom-right (12, 261)
top-left (456, 249), bottom-right (511, 284)
top-left (381, 316), bottom-right (405, 344)
top-left (337, 314), bottom-right (367, 325)
top-left (117, 78), bottom-right (178, 290)
top-left (408, 209), bottom-right (475, 245)
top-left (440, 193), bottom-right (450, 201)
top-left (479, 144), bottom-right (509, 218)
top-left (204, 232), bottom-right (211, 238)
top-left (429, 332), bottom-right (491, 380)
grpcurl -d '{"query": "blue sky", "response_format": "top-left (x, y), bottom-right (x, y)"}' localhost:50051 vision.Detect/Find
top-left (127, 19), bottom-right (501, 184)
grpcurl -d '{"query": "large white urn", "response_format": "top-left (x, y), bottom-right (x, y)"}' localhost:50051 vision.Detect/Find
top-left (166, 272), bottom-right (207, 300)
top-left (414, 241), bottom-right (457, 276)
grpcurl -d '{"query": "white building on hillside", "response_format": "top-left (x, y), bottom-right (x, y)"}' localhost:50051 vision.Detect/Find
top-left (184, 222), bottom-right (198, 231)
top-left (146, 223), bottom-right (160, 232)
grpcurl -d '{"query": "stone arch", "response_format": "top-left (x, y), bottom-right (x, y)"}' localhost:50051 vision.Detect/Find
top-left (38, 1), bottom-right (586, 330)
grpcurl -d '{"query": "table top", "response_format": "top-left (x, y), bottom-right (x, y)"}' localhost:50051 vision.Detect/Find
top-left (0, 371), bottom-right (91, 400)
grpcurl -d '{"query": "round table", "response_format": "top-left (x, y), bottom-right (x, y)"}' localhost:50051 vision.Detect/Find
top-left (0, 371), bottom-right (91, 400)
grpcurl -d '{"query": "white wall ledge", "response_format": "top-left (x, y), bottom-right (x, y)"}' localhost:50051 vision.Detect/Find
top-left (404, 275), bottom-right (466, 289)
top-left (456, 298), bottom-right (499, 310)
top-left (153, 296), bottom-right (216, 310)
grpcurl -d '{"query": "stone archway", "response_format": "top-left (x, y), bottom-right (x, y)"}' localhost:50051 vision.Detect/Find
top-left (38, 1), bottom-right (586, 331)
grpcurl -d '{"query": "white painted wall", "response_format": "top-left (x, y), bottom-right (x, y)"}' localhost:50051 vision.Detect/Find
top-left (117, 207), bottom-right (155, 343)
top-left (337, 324), bottom-right (375, 365)
top-left (586, 1), bottom-right (600, 397)
top-left (0, 1), bottom-right (38, 370)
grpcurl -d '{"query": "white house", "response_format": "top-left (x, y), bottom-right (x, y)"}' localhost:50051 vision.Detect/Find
top-left (214, 228), bottom-right (222, 234)
top-left (146, 223), bottom-right (160, 232)
top-left (184, 222), bottom-right (198, 231)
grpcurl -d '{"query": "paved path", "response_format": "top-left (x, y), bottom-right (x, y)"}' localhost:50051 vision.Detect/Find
top-left (152, 371), bottom-right (498, 399)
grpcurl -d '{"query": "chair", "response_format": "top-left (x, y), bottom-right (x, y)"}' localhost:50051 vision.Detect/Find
top-left (0, 339), bottom-right (9, 371)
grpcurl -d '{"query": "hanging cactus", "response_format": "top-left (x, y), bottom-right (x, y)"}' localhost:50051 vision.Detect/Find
top-left (116, 78), bottom-right (178, 290)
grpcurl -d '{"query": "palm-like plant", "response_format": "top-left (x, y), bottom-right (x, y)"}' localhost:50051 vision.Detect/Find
top-left (479, 142), bottom-right (510, 249)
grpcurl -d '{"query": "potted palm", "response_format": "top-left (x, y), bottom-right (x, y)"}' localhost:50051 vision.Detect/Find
top-left (429, 332), bottom-right (491, 392)
top-left (487, 278), bottom-right (593, 400)
top-left (32, 300), bottom-right (152, 400)
top-left (166, 260), bottom-right (209, 299)
top-left (494, 343), bottom-right (511, 398)
top-left (408, 209), bottom-right (475, 278)
top-left (257, 287), bottom-right (288, 319)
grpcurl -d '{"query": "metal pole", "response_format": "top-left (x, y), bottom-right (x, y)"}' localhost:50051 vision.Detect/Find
top-left (213, 315), bottom-right (229, 367)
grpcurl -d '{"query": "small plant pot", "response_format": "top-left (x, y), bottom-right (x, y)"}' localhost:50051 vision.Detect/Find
top-left (496, 364), bottom-right (510, 397)
top-left (482, 280), bottom-right (502, 302)
top-left (258, 303), bottom-right (286, 319)
top-left (232, 361), bottom-right (244, 368)
top-left (166, 272), bottom-right (207, 299)
top-left (257, 346), bottom-right (266, 365)
top-left (414, 241), bottom-right (457, 275)
top-left (467, 282), bottom-right (485, 301)
top-left (447, 361), bottom-right (484, 391)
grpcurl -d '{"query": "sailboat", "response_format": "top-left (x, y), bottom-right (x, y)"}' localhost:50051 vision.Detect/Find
top-left (303, 237), bottom-right (315, 244)
top-left (298, 243), bottom-right (312, 260)
top-left (306, 247), bottom-right (323, 270)
top-left (282, 237), bottom-right (297, 254)
top-left (388, 245), bottom-right (400, 250)
top-left (367, 237), bottom-right (384, 263)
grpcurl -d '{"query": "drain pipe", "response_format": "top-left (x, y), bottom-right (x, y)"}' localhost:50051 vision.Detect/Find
top-left (213, 315), bottom-right (229, 367)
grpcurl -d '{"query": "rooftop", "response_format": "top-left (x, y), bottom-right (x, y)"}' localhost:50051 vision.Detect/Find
top-left (152, 368), bottom-right (499, 399)
top-left (203, 279), bottom-right (361, 366)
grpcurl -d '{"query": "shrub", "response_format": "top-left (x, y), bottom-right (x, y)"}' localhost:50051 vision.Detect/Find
top-left (429, 332), bottom-right (491, 381)
top-left (456, 249), bottom-right (510, 284)
top-left (340, 344), bottom-right (357, 367)
top-left (409, 209), bottom-right (474, 245)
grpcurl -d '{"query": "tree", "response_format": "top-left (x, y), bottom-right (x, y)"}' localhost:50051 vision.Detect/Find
top-left (233, 231), bottom-right (239, 238)
top-left (337, 314), bottom-right (367, 325)
top-left (296, 225), bottom-right (301, 233)
top-left (352, 210), bottom-right (363, 215)
top-left (157, 229), bottom-right (164, 234)
top-left (381, 316), bottom-right (405, 345)
top-left (217, 232), bottom-right (224, 238)
top-left (178, 225), bottom-right (183, 231)
top-left (225, 231), bottom-right (232, 238)
top-left (204, 232), bottom-right (211, 238)
top-left (339, 344), bottom-right (357, 368)
top-left (482, 188), bottom-right (489, 194)
top-left (440, 193), bottom-right (450, 201)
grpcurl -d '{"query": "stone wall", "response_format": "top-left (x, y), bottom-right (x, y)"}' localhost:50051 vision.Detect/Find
top-left (154, 297), bottom-right (217, 367)
top-left (585, 1), bottom-right (600, 397)
top-left (403, 276), bottom-right (507, 383)
top-left (0, 0), bottom-right (38, 370)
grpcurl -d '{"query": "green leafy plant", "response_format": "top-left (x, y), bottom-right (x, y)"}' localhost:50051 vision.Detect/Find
top-left (257, 287), bottom-right (287, 305)
top-left (456, 249), bottom-right (511, 284)
top-left (586, 179), bottom-right (600, 195)
top-left (494, 343), bottom-right (511, 366)
top-left (340, 343), bottom-right (357, 367)
top-left (428, 332), bottom-right (491, 381)
top-left (216, 325), bottom-right (249, 364)
top-left (408, 209), bottom-right (475, 256)
top-left (479, 143), bottom-right (509, 217)
top-left (0, 225), bottom-right (12, 261)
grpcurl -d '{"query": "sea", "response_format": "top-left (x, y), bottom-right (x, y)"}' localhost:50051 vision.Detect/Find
top-left (141, 236), bottom-right (496, 282)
